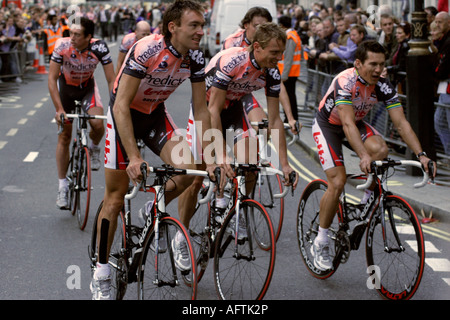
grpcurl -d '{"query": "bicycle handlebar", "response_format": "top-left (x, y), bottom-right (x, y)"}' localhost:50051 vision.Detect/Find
top-left (356, 160), bottom-right (430, 190)
top-left (57, 113), bottom-right (108, 135)
top-left (250, 120), bottom-right (299, 146)
top-left (258, 166), bottom-right (294, 198)
top-left (125, 163), bottom-right (214, 202)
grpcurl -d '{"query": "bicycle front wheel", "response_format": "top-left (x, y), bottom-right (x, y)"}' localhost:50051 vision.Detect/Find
top-left (214, 199), bottom-right (275, 300)
top-left (90, 201), bottom-right (128, 300)
top-left (73, 146), bottom-right (91, 230)
top-left (296, 179), bottom-right (339, 279)
top-left (366, 195), bottom-right (425, 300)
top-left (138, 216), bottom-right (197, 300)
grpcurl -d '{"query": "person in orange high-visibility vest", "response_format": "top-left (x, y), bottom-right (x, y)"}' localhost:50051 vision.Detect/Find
top-left (42, 14), bottom-right (70, 57)
top-left (278, 15), bottom-right (302, 122)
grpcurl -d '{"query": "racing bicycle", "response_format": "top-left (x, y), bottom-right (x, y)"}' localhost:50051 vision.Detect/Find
top-left (297, 159), bottom-right (432, 300)
top-left (58, 102), bottom-right (107, 230)
top-left (250, 119), bottom-right (300, 241)
top-left (189, 163), bottom-right (294, 299)
top-left (89, 163), bottom-right (212, 300)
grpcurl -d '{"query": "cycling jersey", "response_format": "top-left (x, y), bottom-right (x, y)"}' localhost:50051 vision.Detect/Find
top-left (222, 29), bottom-right (251, 50)
top-left (205, 46), bottom-right (281, 108)
top-left (119, 32), bottom-right (138, 53)
top-left (51, 37), bottom-right (113, 88)
top-left (317, 67), bottom-right (401, 126)
top-left (111, 33), bottom-right (206, 114)
top-left (313, 67), bottom-right (401, 171)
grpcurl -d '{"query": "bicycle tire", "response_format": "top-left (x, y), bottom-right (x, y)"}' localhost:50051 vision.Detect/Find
top-left (214, 199), bottom-right (275, 300)
top-left (296, 179), bottom-right (339, 279)
top-left (251, 167), bottom-right (284, 242)
top-left (137, 216), bottom-right (198, 300)
top-left (90, 201), bottom-right (128, 300)
top-left (74, 146), bottom-right (91, 230)
top-left (365, 194), bottom-right (425, 300)
top-left (187, 183), bottom-right (212, 284)
top-left (67, 141), bottom-right (77, 214)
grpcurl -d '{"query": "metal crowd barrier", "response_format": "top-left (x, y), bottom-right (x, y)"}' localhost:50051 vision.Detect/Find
top-left (0, 39), bottom-right (42, 81)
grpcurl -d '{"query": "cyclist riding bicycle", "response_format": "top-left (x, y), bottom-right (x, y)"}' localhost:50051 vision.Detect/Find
top-left (311, 40), bottom-right (436, 271)
top-left (179, 22), bottom-right (299, 227)
top-left (221, 6), bottom-right (300, 135)
top-left (115, 20), bottom-right (151, 75)
top-left (91, 0), bottom-right (216, 300)
top-left (49, 17), bottom-right (115, 210)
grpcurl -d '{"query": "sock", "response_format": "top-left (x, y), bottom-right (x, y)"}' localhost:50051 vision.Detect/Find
top-left (216, 196), bottom-right (227, 209)
top-left (94, 262), bottom-right (110, 278)
top-left (361, 189), bottom-right (373, 204)
top-left (59, 178), bottom-right (68, 190)
top-left (90, 141), bottom-right (99, 149)
top-left (316, 226), bottom-right (329, 244)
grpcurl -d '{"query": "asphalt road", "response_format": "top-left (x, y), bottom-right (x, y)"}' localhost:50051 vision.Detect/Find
top-left (0, 37), bottom-right (449, 302)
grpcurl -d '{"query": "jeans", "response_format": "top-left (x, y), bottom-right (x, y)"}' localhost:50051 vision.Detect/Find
top-left (435, 94), bottom-right (450, 155)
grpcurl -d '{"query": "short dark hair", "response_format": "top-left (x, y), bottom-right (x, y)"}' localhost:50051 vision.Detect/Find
top-left (278, 15), bottom-right (291, 29)
top-left (239, 7), bottom-right (273, 29)
top-left (162, 0), bottom-right (204, 40)
top-left (79, 17), bottom-right (95, 38)
top-left (355, 40), bottom-right (386, 63)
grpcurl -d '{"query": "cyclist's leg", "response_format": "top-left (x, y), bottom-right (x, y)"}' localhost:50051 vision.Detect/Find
top-left (84, 80), bottom-right (105, 146)
top-left (241, 93), bottom-right (267, 131)
top-left (311, 119), bottom-right (346, 270)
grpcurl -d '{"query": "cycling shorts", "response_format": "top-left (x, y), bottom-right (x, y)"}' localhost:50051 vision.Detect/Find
top-left (58, 76), bottom-right (103, 117)
top-left (312, 118), bottom-right (380, 171)
top-left (240, 93), bottom-right (262, 115)
top-left (104, 103), bottom-right (178, 170)
top-left (186, 99), bottom-right (256, 163)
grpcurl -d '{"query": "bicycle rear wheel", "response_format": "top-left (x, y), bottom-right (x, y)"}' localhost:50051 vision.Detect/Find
top-left (90, 201), bottom-right (128, 300)
top-left (73, 146), bottom-right (91, 230)
top-left (296, 179), bottom-right (339, 279)
top-left (138, 216), bottom-right (197, 300)
top-left (251, 168), bottom-right (284, 242)
top-left (366, 195), bottom-right (425, 300)
top-left (214, 199), bottom-right (275, 300)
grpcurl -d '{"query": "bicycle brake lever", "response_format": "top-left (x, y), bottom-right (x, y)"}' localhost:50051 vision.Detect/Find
top-left (428, 160), bottom-right (435, 184)
top-left (289, 171), bottom-right (297, 196)
top-left (214, 167), bottom-right (221, 194)
top-left (57, 114), bottom-right (65, 135)
top-left (140, 162), bottom-right (148, 185)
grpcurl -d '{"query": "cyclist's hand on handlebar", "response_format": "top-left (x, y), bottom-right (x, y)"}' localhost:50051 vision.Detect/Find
top-left (289, 119), bottom-right (302, 136)
top-left (282, 165), bottom-right (298, 190)
top-left (359, 154), bottom-right (372, 175)
top-left (55, 110), bottom-right (66, 126)
top-left (419, 156), bottom-right (436, 179)
top-left (127, 157), bottom-right (148, 186)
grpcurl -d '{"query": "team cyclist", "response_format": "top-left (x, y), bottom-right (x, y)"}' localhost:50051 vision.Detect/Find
top-left (49, 17), bottom-right (115, 210)
top-left (310, 40), bottom-right (436, 271)
top-left (90, 0), bottom-right (215, 300)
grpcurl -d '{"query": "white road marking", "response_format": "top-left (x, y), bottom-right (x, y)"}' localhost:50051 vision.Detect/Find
top-left (23, 151), bottom-right (39, 162)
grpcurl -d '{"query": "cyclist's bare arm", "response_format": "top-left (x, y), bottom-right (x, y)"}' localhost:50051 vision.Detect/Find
top-left (267, 95), bottom-right (298, 189)
top-left (279, 82), bottom-right (300, 135)
top-left (102, 62), bottom-right (116, 92)
top-left (48, 61), bottom-right (65, 125)
top-left (388, 106), bottom-right (436, 175)
top-left (115, 51), bottom-right (126, 75)
top-left (337, 104), bottom-right (372, 174)
top-left (208, 86), bottom-right (234, 178)
top-left (191, 81), bottom-right (215, 177)
top-left (112, 73), bottom-right (144, 183)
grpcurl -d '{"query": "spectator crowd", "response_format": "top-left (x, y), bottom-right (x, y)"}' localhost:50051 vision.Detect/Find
top-left (0, 0), bottom-right (449, 167)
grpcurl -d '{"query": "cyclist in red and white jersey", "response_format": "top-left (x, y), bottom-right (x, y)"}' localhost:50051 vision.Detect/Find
top-left (91, 0), bottom-right (215, 300)
top-left (115, 20), bottom-right (151, 75)
top-left (49, 17), bottom-right (115, 210)
top-left (180, 23), bottom-right (299, 227)
top-left (221, 7), bottom-right (299, 134)
top-left (310, 41), bottom-right (435, 271)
